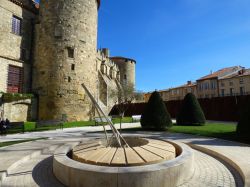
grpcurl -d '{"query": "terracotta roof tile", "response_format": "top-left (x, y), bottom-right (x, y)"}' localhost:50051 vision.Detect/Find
top-left (197, 66), bottom-right (243, 81)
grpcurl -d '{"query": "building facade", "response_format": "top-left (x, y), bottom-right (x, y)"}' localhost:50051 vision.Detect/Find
top-left (0, 0), bottom-right (136, 122)
top-left (144, 66), bottom-right (249, 102)
top-left (196, 66), bottom-right (244, 98)
top-left (144, 81), bottom-right (197, 102)
top-left (0, 0), bottom-right (37, 94)
top-left (219, 69), bottom-right (250, 97)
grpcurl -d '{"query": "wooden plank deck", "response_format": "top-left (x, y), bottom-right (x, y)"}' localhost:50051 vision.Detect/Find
top-left (72, 138), bottom-right (176, 166)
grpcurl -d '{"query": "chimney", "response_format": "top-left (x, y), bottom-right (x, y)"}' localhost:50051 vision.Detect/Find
top-left (187, 81), bottom-right (192, 85)
top-left (238, 69), bottom-right (246, 75)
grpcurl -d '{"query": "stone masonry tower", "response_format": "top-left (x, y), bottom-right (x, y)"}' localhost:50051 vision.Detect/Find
top-left (110, 57), bottom-right (136, 88)
top-left (32, 0), bottom-right (100, 121)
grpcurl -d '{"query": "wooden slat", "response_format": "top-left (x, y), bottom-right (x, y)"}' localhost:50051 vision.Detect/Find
top-left (74, 146), bottom-right (105, 155)
top-left (147, 143), bottom-right (175, 153)
top-left (141, 145), bottom-right (171, 159)
top-left (133, 147), bottom-right (162, 163)
top-left (148, 139), bottom-right (172, 146)
top-left (75, 149), bottom-right (99, 163)
top-left (97, 148), bottom-right (117, 165)
top-left (83, 147), bottom-right (111, 164)
top-left (73, 143), bottom-right (102, 153)
top-left (111, 148), bottom-right (126, 166)
top-left (125, 147), bottom-right (145, 166)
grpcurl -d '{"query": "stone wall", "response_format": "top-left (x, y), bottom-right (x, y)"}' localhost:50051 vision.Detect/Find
top-left (2, 99), bottom-right (31, 122)
top-left (33, 0), bottom-right (99, 121)
top-left (0, 94), bottom-right (37, 122)
top-left (0, 0), bottom-right (36, 93)
top-left (95, 49), bottom-right (121, 114)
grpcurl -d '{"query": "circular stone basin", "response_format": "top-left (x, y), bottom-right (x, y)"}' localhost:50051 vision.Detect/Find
top-left (72, 137), bottom-right (176, 166)
top-left (53, 137), bottom-right (194, 187)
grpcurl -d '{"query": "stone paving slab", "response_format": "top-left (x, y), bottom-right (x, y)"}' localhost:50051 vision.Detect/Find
top-left (0, 144), bottom-right (242, 187)
top-left (155, 133), bottom-right (250, 187)
top-left (178, 149), bottom-right (242, 187)
top-left (0, 123), bottom-right (249, 187)
top-left (0, 123), bottom-right (141, 143)
top-left (0, 138), bottom-right (87, 183)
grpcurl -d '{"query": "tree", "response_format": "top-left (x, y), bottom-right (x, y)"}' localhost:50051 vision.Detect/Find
top-left (140, 91), bottom-right (172, 130)
top-left (177, 93), bottom-right (206, 125)
top-left (237, 99), bottom-right (250, 140)
top-left (111, 83), bottom-right (143, 132)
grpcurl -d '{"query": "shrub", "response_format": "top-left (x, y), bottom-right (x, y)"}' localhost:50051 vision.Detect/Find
top-left (237, 99), bottom-right (250, 140)
top-left (2, 93), bottom-right (34, 102)
top-left (140, 91), bottom-right (172, 130)
top-left (177, 93), bottom-right (206, 125)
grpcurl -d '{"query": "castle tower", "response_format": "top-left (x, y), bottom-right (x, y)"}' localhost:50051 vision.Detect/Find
top-left (110, 57), bottom-right (136, 88)
top-left (32, 0), bottom-right (100, 121)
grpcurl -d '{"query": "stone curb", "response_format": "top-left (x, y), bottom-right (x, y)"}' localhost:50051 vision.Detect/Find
top-left (187, 143), bottom-right (248, 187)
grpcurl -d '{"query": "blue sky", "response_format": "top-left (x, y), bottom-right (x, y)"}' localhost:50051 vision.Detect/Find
top-left (36, 0), bottom-right (250, 92)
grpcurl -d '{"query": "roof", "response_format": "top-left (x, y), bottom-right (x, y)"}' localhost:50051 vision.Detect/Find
top-left (197, 66), bottom-right (244, 81)
top-left (170, 82), bottom-right (197, 90)
top-left (220, 68), bottom-right (250, 80)
top-left (146, 82), bottom-right (196, 94)
top-left (110, 56), bottom-right (136, 64)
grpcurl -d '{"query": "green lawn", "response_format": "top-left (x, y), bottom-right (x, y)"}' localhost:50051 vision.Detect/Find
top-left (0, 138), bottom-right (46, 148)
top-left (4, 117), bottom-right (133, 134)
top-left (120, 123), bottom-right (247, 143)
top-left (170, 123), bottom-right (237, 139)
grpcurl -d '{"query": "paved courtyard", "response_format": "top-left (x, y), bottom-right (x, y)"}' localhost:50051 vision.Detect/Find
top-left (0, 123), bottom-right (249, 187)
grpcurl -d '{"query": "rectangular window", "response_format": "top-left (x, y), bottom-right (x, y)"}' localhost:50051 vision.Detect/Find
top-left (230, 88), bottom-right (234, 96)
top-left (12, 16), bottom-right (22, 35)
top-left (239, 78), bottom-right (244, 84)
top-left (67, 47), bottom-right (74, 58)
top-left (229, 81), bottom-right (233, 86)
top-left (71, 64), bottom-right (75, 71)
top-left (221, 89), bottom-right (225, 96)
top-left (68, 76), bottom-right (71, 83)
top-left (212, 81), bottom-right (217, 89)
top-left (221, 82), bottom-right (225, 87)
top-left (240, 87), bottom-right (245, 95)
top-left (7, 65), bottom-right (23, 93)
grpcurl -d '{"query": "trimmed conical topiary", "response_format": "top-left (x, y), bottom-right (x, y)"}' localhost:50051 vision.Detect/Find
top-left (237, 99), bottom-right (250, 140)
top-left (140, 91), bottom-right (172, 130)
top-left (177, 93), bottom-right (206, 125)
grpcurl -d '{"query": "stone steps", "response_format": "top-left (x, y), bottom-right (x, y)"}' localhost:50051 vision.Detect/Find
top-left (0, 140), bottom-right (67, 185)
top-left (1, 144), bottom-right (65, 187)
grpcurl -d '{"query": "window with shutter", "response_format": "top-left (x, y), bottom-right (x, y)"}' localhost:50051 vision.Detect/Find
top-left (12, 16), bottom-right (22, 35)
top-left (7, 65), bottom-right (23, 93)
